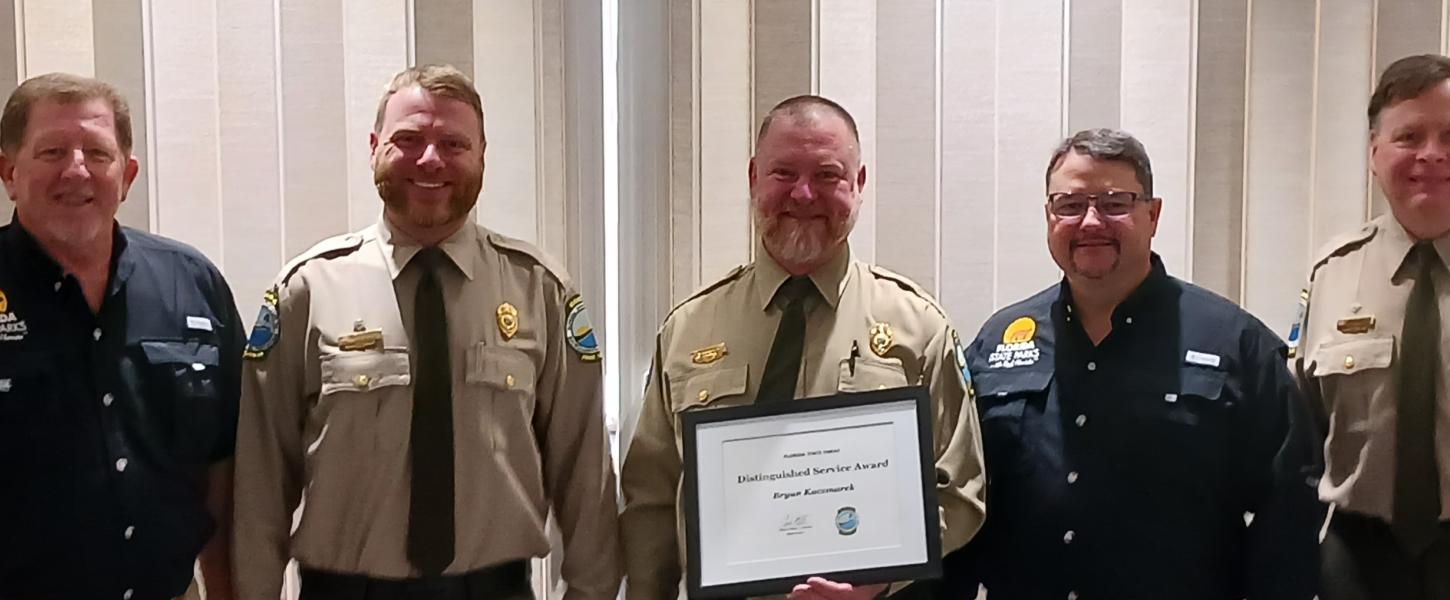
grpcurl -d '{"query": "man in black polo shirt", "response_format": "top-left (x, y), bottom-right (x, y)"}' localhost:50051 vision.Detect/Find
top-left (0, 73), bottom-right (241, 600)
top-left (938, 128), bottom-right (1325, 599)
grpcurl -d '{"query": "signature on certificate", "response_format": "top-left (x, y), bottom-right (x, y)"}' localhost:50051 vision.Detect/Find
top-left (779, 513), bottom-right (813, 535)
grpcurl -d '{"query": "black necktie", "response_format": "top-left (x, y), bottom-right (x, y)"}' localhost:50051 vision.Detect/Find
top-left (1393, 242), bottom-right (1442, 555)
top-left (757, 277), bottom-right (816, 403)
top-left (408, 247), bottom-right (455, 573)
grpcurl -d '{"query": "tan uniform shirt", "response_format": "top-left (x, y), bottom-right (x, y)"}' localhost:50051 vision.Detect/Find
top-left (1294, 213), bottom-right (1450, 522)
top-left (233, 218), bottom-right (621, 599)
top-left (619, 242), bottom-right (987, 600)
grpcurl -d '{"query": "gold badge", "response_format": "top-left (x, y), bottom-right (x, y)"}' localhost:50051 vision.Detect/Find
top-left (691, 342), bottom-right (728, 365)
top-left (497, 303), bottom-right (519, 340)
top-left (869, 322), bottom-right (894, 357)
top-left (1003, 317), bottom-right (1036, 344)
top-left (1336, 315), bottom-right (1376, 335)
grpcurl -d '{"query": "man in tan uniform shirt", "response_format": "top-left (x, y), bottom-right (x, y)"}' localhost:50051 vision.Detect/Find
top-left (233, 65), bottom-right (620, 600)
top-left (1293, 54), bottom-right (1450, 599)
top-left (619, 95), bottom-right (986, 600)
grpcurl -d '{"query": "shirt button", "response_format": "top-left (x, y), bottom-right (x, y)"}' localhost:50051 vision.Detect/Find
top-left (1075, 414), bottom-right (1088, 427)
top-left (123, 589), bottom-right (134, 600)
top-left (123, 525), bottom-right (135, 540)
top-left (1067, 471), bottom-right (1079, 484)
top-left (505, 374), bottom-right (515, 389)
top-left (1125, 316), bottom-right (1133, 324)
top-left (92, 328), bottom-right (103, 341)
top-left (102, 393), bottom-right (114, 407)
top-left (1067, 592), bottom-right (1078, 600)
top-left (1086, 361), bottom-right (1097, 371)
top-left (53, 281), bottom-right (62, 292)
top-left (1063, 530), bottom-right (1075, 544)
top-left (115, 458), bottom-right (128, 472)
top-left (698, 389), bottom-right (710, 402)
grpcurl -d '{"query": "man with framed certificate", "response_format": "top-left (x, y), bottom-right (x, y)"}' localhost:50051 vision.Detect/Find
top-left (620, 95), bottom-right (986, 600)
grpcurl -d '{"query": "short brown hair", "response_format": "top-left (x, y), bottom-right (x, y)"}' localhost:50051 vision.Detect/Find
top-left (756, 95), bottom-right (861, 149)
top-left (1, 72), bottom-right (134, 155)
top-left (374, 64), bottom-right (486, 144)
top-left (1368, 54), bottom-right (1450, 130)
top-left (1046, 128), bottom-right (1155, 198)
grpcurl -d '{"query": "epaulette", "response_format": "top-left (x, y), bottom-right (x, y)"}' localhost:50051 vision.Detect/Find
top-left (664, 264), bottom-right (749, 322)
top-left (273, 231), bottom-right (367, 288)
top-left (867, 264), bottom-right (948, 318)
top-left (486, 230), bottom-right (572, 288)
top-left (1307, 221), bottom-right (1378, 281)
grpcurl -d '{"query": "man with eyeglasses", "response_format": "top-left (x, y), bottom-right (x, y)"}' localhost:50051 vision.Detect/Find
top-left (936, 128), bottom-right (1325, 599)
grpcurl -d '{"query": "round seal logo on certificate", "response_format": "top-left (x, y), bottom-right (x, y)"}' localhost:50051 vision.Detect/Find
top-left (835, 507), bottom-right (859, 536)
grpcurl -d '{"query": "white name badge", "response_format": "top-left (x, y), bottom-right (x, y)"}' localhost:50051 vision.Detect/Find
top-left (681, 386), bottom-right (941, 598)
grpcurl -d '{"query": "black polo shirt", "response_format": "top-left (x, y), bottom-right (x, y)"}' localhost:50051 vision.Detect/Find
top-left (0, 217), bottom-right (243, 600)
top-left (940, 255), bottom-right (1325, 600)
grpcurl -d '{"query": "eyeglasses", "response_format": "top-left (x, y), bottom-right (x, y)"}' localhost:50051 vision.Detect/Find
top-left (1046, 191), bottom-right (1147, 219)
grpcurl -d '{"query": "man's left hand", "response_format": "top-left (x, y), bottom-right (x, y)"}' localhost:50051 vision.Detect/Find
top-left (786, 577), bottom-right (888, 600)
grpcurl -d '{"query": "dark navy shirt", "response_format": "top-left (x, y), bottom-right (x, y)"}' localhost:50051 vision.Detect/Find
top-left (940, 255), bottom-right (1325, 600)
top-left (0, 217), bottom-right (243, 600)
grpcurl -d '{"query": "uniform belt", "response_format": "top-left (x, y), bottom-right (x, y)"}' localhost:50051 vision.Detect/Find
top-left (299, 560), bottom-right (532, 600)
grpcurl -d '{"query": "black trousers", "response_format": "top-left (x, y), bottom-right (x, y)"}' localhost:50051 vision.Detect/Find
top-left (300, 561), bottom-right (532, 600)
top-left (1321, 512), bottom-right (1450, 600)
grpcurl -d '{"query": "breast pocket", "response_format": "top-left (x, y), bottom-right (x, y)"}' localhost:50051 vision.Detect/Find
top-left (668, 364), bottom-right (750, 413)
top-left (0, 353), bottom-right (63, 453)
top-left (138, 339), bottom-right (222, 463)
top-left (465, 345), bottom-right (538, 451)
top-left (836, 355), bottom-right (911, 392)
top-left (972, 369), bottom-right (1052, 479)
top-left (1126, 365), bottom-right (1231, 486)
top-left (1308, 337), bottom-right (1394, 463)
top-left (317, 349), bottom-right (412, 451)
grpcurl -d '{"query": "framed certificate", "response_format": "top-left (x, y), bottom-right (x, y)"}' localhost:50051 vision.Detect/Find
top-left (681, 386), bottom-right (941, 599)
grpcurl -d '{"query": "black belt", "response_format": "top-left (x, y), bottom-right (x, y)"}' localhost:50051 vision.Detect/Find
top-left (300, 560), bottom-right (532, 600)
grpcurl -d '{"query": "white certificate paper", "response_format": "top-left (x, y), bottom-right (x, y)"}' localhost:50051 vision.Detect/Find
top-left (684, 389), bottom-right (938, 596)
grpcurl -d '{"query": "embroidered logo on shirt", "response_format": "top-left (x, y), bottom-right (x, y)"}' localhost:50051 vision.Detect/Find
top-left (0, 289), bottom-right (28, 342)
top-left (951, 329), bottom-right (975, 401)
top-left (566, 295), bottom-right (601, 362)
top-left (988, 317), bottom-right (1040, 369)
top-left (243, 287), bottom-right (281, 360)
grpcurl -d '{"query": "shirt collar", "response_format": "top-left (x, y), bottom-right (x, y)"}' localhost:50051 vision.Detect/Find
top-left (1377, 213), bottom-right (1450, 279)
top-left (752, 237), bottom-right (852, 312)
top-left (377, 214), bottom-right (477, 281)
top-left (1055, 252), bottom-right (1173, 324)
top-left (3, 210), bottom-right (133, 293)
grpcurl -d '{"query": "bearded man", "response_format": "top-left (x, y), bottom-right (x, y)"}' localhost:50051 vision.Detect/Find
top-left (619, 95), bottom-right (986, 600)
top-left (231, 64), bottom-right (621, 600)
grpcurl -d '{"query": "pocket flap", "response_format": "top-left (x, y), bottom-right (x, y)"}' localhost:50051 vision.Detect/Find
top-left (1310, 337), bottom-right (1394, 376)
top-left (837, 355), bottom-right (911, 392)
top-left (974, 369), bottom-right (1053, 398)
top-left (320, 350), bottom-right (412, 394)
top-left (1178, 367), bottom-right (1227, 401)
top-left (466, 345), bottom-right (537, 395)
top-left (671, 364), bottom-right (750, 412)
top-left (140, 340), bottom-right (220, 367)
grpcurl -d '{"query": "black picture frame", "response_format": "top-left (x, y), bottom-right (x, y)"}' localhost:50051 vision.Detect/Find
top-left (680, 385), bottom-right (943, 599)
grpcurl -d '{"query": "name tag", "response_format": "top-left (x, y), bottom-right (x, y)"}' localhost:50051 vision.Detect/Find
top-left (1185, 350), bottom-right (1221, 368)
top-left (187, 316), bottom-right (213, 332)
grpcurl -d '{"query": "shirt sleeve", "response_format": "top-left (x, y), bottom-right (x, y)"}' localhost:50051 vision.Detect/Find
top-left (232, 278), bottom-right (311, 600)
top-left (619, 339), bottom-right (684, 600)
top-left (926, 323), bottom-right (987, 554)
top-left (1239, 323), bottom-right (1327, 600)
top-left (205, 263), bottom-right (246, 463)
top-left (533, 286), bottom-right (622, 600)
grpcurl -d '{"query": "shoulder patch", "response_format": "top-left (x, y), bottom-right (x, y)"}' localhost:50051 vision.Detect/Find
top-left (243, 286), bottom-right (280, 360)
top-left (951, 329), bottom-right (974, 401)
top-left (487, 230), bottom-right (573, 288)
top-left (1308, 220), bottom-right (1378, 281)
top-left (663, 264), bottom-right (750, 322)
top-left (565, 294), bottom-right (601, 362)
top-left (1286, 288), bottom-right (1308, 359)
